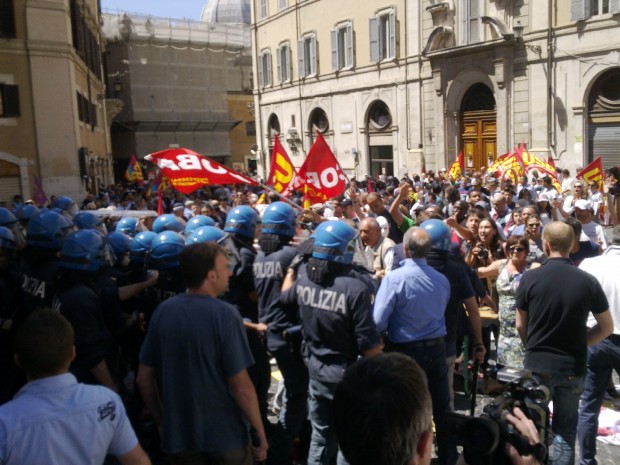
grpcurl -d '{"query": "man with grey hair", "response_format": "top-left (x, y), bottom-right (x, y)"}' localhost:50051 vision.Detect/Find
top-left (359, 217), bottom-right (395, 280)
top-left (578, 224), bottom-right (620, 465)
top-left (516, 222), bottom-right (613, 465)
top-left (373, 228), bottom-right (456, 465)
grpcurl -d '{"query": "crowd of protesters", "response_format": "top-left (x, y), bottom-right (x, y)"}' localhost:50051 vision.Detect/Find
top-left (0, 164), bottom-right (619, 465)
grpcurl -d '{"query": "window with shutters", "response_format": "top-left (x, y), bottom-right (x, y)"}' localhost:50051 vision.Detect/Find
top-left (369, 9), bottom-right (396, 62)
top-left (571, 0), bottom-right (620, 20)
top-left (259, 0), bottom-right (268, 19)
top-left (331, 22), bottom-right (354, 71)
top-left (277, 42), bottom-right (291, 83)
top-left (298, 34), bottom-right (317, 78)
top-left (0, 0), bottom-right (16, 38)
top-left (0, 84), bottom-right (19, 117)
top-left (258, 50), bottom-right (272, 87)
top-left (462, 0), bottom-right (481, 44)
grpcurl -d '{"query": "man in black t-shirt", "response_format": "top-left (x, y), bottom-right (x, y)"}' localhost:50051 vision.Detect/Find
top-left (515, 222), bottom-right (613, 465)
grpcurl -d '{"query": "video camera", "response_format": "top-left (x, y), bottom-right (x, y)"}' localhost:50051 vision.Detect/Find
top-left (441, 369), bottom-right (550, 465)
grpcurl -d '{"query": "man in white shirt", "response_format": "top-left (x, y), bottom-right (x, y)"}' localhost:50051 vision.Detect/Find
top-left (578, 225), bottom-right (620, 465)
top-left (574, 199), bottom-right (607, 250)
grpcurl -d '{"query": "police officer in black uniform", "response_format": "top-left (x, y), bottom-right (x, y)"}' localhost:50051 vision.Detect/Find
top-left (253, 201), bottom-right (308, 465)
top-left (281, 221), bottom-right (382, 465)
top-left (20, 210), bottom-right (72, 316)
top-left (222, 205), bottom-right (273, 433)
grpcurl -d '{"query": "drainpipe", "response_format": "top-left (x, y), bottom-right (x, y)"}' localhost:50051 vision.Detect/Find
top-left (547, 0), bottom-right (555, 160)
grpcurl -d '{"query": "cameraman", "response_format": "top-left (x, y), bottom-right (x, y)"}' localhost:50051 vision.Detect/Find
top-left (333, 353), bottom-right (544, 465)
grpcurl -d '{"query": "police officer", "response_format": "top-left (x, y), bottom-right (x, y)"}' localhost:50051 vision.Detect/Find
top-left (253, 201), bottom-right (308, 465)
top-left (419, 218), bottom-right (486, 408)
top-left (150, 230), bottom-right (187, 304)
top-left (0, 227), bottom-right (23, 404)
top-left (20, 211), bottom-right (72, 316)
top-left (223, 205), bottom-right (272, 432)
top-left (281, 221), bottom-right (382, 465)
top-left (373, 227), bottom-right (457, 465)
top-left (54, 229), bottom-right (119, 392)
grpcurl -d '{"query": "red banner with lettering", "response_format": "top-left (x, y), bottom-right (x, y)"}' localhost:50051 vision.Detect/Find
top-left (145, 148), bottom-right (257, 194)
top-left (289, 133), bottom-right (348, 207)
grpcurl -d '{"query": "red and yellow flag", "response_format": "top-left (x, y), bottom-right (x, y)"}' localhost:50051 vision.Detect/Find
top-left (290, 133), bottom-right (348, 206)
top-left (124, 155), bottom-right (145, 184)
top-left (447, 151), bottom-right (464, 180)
top-left (517, 144), bottom-right (562, 192)
top-left (266, 135), bottom-right (297, 193)
top-left (576, 157), bottom-right (603, 190)
top-left (488, 151), bottom-right (524, 183)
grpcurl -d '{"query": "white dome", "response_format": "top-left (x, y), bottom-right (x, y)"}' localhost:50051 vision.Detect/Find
top-left (200, 0), bottom-right (251, 24)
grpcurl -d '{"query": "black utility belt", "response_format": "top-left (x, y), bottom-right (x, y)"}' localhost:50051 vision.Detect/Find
top-left (391, 336), bottom-right (444, 349)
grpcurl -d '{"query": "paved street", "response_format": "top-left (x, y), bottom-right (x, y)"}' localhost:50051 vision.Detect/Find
top-left (267, 364), bottom-right (620, 464)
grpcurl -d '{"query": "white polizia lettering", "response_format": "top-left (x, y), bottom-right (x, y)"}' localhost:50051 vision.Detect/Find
top-left (253, 261), bottom-right (284, 279)
top-left (296, 285), bottom-right (347, 314)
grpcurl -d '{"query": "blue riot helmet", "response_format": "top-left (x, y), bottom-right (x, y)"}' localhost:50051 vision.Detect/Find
top-left (152, 214), bottom-right (185, 234)
top-left (0, 207), bottom-right (18, 227)
top-left (59, 229), bottom-right (113, 272)
top-left (184, 215), bottom-right (216, 236)
top-left (312, 221), bottom-right (358, 264)
top-left (150, 231), bottom-right (185, 270)
top-left (17, 205), bottom-right (39, 223)
top-left (0, 227), bottom-right (17, 251)
top-left (73, 211), bottom-right (107, 234)
top-left (26, 210), bottom-right (73, 250)
top-left (185, 226), bottom-right (241, 272)
top-left (129, 231), bottom-right (158, 266)
top-left (420, 218), bottom-right (451, 251)
top-left (52, 195), bottom-right (78, 217)
top-left (107, 231), bottom-right (133, 264)
top-left (115, 216), bottom-right (140, 237)
top-left (261, 201), bottom-right (296, 237)
top-left (225, 205), bottom-right (260, 239)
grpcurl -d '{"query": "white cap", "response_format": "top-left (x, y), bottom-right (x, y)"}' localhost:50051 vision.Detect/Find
top-left (574, 199), bottom-right (592, 210)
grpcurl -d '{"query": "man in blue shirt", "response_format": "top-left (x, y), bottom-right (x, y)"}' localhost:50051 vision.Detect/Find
top-left (373, 227), bottom-right (456, 465)
top-left (0, 309), bottom-right (150, 465)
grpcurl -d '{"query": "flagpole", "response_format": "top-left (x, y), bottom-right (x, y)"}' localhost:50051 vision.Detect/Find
top-left (257, 183), bottom-right (303, 210)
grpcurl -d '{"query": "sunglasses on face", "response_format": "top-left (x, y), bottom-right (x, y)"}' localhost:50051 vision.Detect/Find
top-left (509, 247), bottom-right (526, 253)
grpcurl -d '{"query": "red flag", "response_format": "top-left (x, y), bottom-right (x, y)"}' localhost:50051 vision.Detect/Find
top-left (547, 156), bottom-right (556, 169)
top-left (576, 157), bottom-right (603, 189)
top-left (290, 133), bottom-right (347, 206)
top-left (145, 148), bottom-right (258, 195)
top-left (266, 135), bottom-right (297, 193)
top-left (157, 190), bottom-right (163, 215)
top-left (366, 178), bottom-right (374, 193)
top-left (124, 154), bottom-right (145, 184)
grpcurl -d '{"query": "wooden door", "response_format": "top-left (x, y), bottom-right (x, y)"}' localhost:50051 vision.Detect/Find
top-left (461, 110), bottom-right (497, 172)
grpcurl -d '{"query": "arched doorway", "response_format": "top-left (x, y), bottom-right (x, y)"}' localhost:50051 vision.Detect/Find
top-left (308, 107), bottom-right (329, 144)
top-left (460, 83), bottom-right (496, 171)
top-left (366, 100), bottom-right (393, 179)
top-left (587, 68), bottom-right (620, 169)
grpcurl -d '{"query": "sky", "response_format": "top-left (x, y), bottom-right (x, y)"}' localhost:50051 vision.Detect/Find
top-left (100, 0), bottom-right (206, 20)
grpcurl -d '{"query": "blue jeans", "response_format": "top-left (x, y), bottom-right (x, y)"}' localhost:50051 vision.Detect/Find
top-left (533, 372), bottom-right (584, 465)
top-left (577, 338), bottom-right (620, 465)
top-left (307, 378), bottom-right (348, 465)
top-left (266, 339), bottom-right (309, 465)
top-left (388, 341), bottom-right (457, 465)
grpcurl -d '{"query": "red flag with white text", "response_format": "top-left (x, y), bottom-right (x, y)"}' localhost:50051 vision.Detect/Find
top-left (145, 148), bottom-right (257, 194)
top-left (266, 135), bottom-right (297, 193)
top-left (290, 133), bottom-right (348, 206)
